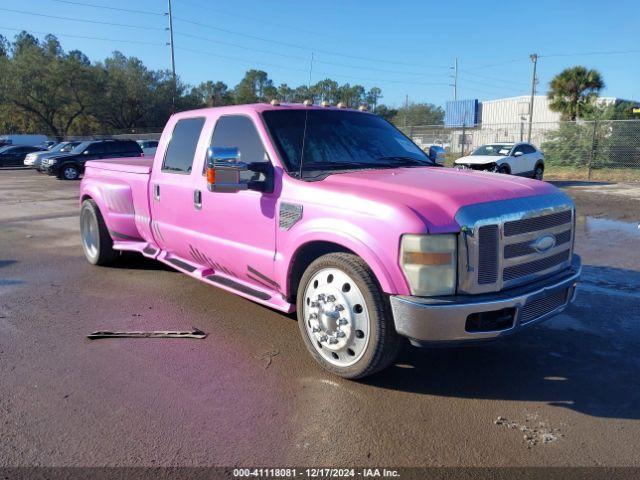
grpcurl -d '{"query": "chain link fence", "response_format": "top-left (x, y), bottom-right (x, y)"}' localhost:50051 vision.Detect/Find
top-left (401, 120), bottom-right (640, 178)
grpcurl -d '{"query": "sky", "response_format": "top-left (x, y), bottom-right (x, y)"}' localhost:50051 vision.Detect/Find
top-left (1, 0), bottom-right (639, 107)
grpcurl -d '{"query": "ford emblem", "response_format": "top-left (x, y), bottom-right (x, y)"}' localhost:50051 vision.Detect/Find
top-left (531, 234), bottom-right (556, 253)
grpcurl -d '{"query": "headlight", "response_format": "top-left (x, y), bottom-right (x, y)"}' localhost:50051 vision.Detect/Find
top-left (400, 234), bottom-right (457, 296)
top-left (47, 159), bottom-right (57, 164)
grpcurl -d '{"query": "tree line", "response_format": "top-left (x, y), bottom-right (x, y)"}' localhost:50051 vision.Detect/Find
top-left (0, 32), bottom-right (444, 139)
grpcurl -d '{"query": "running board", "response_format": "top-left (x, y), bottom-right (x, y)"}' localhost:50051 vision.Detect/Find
top-left (205, 274), bottom-right (271, 301)
top-left (166, 257), bottom-right (197, 272)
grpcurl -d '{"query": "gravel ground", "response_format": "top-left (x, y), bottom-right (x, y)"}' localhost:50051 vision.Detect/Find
top-left (0, 170), bottom-right (639, 468)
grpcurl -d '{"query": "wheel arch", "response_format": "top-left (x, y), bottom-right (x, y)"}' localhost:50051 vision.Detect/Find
top-left (284, 237), bottom-right (402, 304)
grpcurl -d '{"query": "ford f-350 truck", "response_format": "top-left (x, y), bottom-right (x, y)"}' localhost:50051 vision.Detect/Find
top-left (79, 103), bottom-right (581, 378)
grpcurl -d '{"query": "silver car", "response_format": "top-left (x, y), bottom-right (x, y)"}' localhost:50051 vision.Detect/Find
top-left (24, 141), bottom-right (81, 168)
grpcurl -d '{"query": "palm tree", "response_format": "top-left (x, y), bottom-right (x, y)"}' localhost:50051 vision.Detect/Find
top-left (548, 67), bottom-right (604, 120)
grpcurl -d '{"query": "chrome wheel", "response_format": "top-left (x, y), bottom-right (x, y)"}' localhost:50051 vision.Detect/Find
top-left (302, 267), bottom-right (370, 367)
top-left (63, 166), bottom-right (78, 180)
top-left (80, 208), bottom-right (99, 260)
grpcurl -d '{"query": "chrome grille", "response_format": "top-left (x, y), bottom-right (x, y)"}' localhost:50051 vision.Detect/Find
top-left (455, 193), bottom-right (575, 294)
top-left (477, 225), bottom-right (499, 284)
top-left (520, 289), bottom-right (568, 324)
top-left (504, 210), bottom-right (572, 236)
top-left (504, 250), bottom-right (571, 282)
top-left (504, 229), bottom-right (571, 259)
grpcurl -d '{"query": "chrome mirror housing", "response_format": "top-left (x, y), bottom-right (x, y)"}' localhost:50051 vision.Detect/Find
top-left (206, 146), bottom-right (249, 193)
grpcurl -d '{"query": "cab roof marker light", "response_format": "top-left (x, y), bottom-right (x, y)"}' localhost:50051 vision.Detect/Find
top-left (303, 99), bottom-right (313, 107)
top-left (270, 99), bottom-right (281, 106)
top-left (358, 104), bottom-right (369, 112)
top-left (337, 102), bottom-right (347, 109)
top-left (321, 100), bottom-right (330, 107)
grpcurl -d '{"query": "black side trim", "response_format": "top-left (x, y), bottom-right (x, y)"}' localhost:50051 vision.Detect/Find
top-left (514, 170), bottom-right (535, 177)
top-left (109, 230), bottom-right (140, 241)
top-left (206, 275), bottom-right (271, 300)
top-left (247, 265), bottom-right (280, 289)
top-left (167, 257), bottom-right (197, 272)
top-left (247, 273), bottom-right (276, 291)
top-left (142, 246), bottom-right (157, 255)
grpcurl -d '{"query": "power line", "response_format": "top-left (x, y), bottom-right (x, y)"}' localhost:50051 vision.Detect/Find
top-left (457, 74), bottom-right (526, 93)
top-left (174, 31), bottom-right (448, 78)
top-left (173, 0), bottom-right (323, 37)
top-left (177, 46), bottom-right (449, 88)
top-left (48, 0), bottom-right (164, 17)
top-left (541, 49), bottom-right (640, 58)
top-left (0, 26), bottom-right (166, 46)
top-left (0, 7), bottom-right (166, 30)
top-left (172, 16), bottom-right (448, 68)
top-left (458, 69), bottom-right (528, 88)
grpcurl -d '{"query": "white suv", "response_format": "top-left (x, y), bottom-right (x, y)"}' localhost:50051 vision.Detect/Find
top-left (454, 142), bottom-right (545, 180)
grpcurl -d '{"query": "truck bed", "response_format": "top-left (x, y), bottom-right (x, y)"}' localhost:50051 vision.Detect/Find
top-left (82, 158), bottom-right (153, 248)
top-left (85, 157), bottom-right (153, 174)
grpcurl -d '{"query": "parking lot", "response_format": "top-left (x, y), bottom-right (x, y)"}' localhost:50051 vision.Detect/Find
top-left (1, 170), bottom-right (639, 467)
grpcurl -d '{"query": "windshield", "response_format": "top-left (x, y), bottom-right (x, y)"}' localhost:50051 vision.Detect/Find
top-left (262, 110), bottom-right (433, 177)
top-left (61, 141), bottom-right (80, 152)
top-left (69, 141), bottom-right (92, 154)
top-left (471, 144), bottom-right (512, 156)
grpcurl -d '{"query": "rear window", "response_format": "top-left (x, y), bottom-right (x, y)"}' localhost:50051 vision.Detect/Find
top-left (162, 117), bottom-right (205, 174)
top-left (109, 141), bottom-right (142, 154)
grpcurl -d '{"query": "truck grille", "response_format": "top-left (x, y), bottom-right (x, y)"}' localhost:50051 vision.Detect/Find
top-left (456, 195), bottom-right (575, 294)
top-left (477, 225), bottom-right (499, 284)
top-left (520, 289), bottom-right (569, 324)
top-left (504, 210), bottom-right (572, 236)
top-left (503, 249), bottom-right (571, 282)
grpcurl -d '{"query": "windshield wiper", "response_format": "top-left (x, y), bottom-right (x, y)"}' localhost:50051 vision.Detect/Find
top-left (377, 155), bottom-right (434, 165)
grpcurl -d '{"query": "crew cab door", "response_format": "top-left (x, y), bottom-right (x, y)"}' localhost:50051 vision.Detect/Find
top-left (193, 114), bottom-right (278, 291)
top-left (149, 116), bottom-right (207, 261)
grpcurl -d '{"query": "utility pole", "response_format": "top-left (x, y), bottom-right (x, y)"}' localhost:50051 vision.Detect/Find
top-left (449, 57), bottom-right (458, 101)
top-left (527, 53), bottom-right (538, 142)
top-left (166, 0), bottom-right (177, 110)
top-left (404, 94), bottom-right (409, 130)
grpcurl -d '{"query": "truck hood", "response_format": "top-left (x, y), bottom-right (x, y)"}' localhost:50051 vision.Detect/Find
top-left (454, 155), bottom-right (506, 165)
top-left (320, 166), bottom-right (558, 233)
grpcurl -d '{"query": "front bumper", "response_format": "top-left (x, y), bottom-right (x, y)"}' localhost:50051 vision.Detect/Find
top-left (390, 254), bottom-right (581, 344)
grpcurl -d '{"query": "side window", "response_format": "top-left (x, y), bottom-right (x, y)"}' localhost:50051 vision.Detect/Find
top-left (162, 117), bottom-right (205, 174)
top-left (523, 144), bottom-right (537, 154)
top-left (86, 143), bottom-right (107, 155)
top-left (209, 116), bottom-right (268, 181)
top-left (512, 146), bottom-right (524, 156)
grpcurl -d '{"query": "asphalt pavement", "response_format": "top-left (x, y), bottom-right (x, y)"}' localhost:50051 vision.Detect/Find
top-left (0, 170), bottom-right (639, 468)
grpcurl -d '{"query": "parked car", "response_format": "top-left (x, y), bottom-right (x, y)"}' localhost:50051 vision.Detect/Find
top-left (0, 134), bottom-right (49, 148)
top-left (0, 145), bottom-right (45, 167)
top-left (24, 141), bottom-right (81, 168)
top-left (454, 142), bottom-right (545, 180)
top-left (79, 103), bottom-right (581, 378)
top-left (42, 139), bottom-right (143, 180)
top-left (137, 140), bottom-right (159, 157)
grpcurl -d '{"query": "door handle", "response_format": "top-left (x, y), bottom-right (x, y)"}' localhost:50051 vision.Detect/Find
top-left (153, 184), bottom-right (160, 200)
top-left (194, 189), bottom-right (202, 210)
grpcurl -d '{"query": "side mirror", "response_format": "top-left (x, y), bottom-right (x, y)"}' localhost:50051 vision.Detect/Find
top-left (206, 147), bottom-right (249, 193)
top-left (428, 145), bottom-right (446, 165)
top-left (513, 151), bottom-right (524, 157)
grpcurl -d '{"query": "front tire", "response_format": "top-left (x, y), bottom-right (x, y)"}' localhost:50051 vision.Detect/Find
top-left (296, 253), bottom-right (401, 379)
top-left (497, 164), bottom-right (510, 174)
top-left (80, 199), bottom-right (118, 265)
top-left (533, 163), bottom-right (544, 180)
top-left (60, 164), bottom-right (80, 180)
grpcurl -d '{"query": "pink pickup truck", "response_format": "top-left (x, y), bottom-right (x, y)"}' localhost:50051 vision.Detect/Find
top-left (79, 103), bottom-right (581, 378)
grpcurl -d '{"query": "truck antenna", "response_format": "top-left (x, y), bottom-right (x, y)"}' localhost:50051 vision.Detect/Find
top-left (298, 52), bottom-right (314, 179)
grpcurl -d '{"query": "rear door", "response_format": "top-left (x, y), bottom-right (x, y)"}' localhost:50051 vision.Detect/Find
top-left (521, 144), bottom-right (539, 173)
top-left (149, 116), bottom-right (207, 261)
